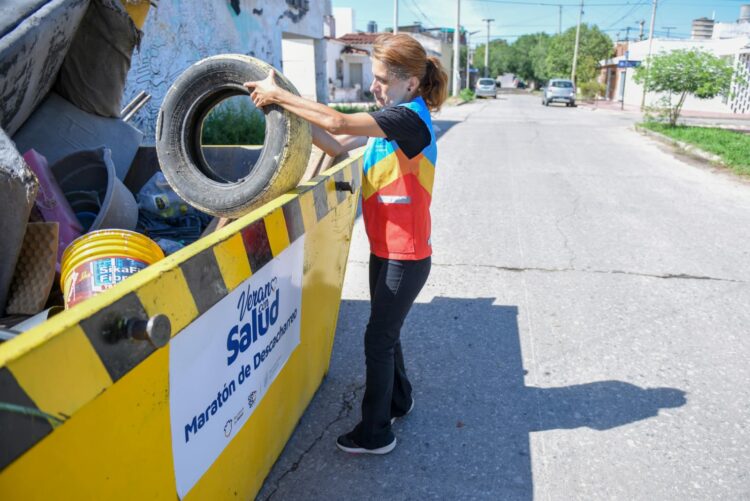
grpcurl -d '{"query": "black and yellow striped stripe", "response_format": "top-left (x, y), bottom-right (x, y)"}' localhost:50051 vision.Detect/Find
top-left (0, 156), bottom-right (362, 471)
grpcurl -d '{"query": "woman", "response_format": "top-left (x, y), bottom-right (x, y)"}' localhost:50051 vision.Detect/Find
top-left (245, 33), bottom-right (448, 455)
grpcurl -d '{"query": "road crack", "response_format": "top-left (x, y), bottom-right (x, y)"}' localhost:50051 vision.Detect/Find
top-left (348, 260), bottom-right (745, 284)
top-left (554, 193), bottom-right (581, 270)
top-left (261, 383), bottom-right (365, 500)
top-left (429, 262), bottom-right (745, 283)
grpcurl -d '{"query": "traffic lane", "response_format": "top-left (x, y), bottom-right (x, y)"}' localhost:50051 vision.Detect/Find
top-left (258, 259), bottom-right (749, 500)
top-left (257, 94), bottom-right (750, 500)
top-left (432, 95), bottom-right (750, 282)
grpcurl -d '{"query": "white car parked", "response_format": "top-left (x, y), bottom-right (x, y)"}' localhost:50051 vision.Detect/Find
top-left (475, 78), bottom-right (497, 99)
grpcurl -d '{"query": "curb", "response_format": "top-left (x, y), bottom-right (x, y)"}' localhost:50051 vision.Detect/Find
top-left (634, 124), bottom-right (724, 165)
top-left (445, 97), bottom-right (473, 107)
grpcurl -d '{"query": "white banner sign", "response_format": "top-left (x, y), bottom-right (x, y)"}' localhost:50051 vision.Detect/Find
top-left (169, 236), bottom-right (304, 498)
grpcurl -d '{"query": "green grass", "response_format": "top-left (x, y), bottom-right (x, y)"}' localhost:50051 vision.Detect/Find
top-left (641, 122), bottom-right (750, 176)
top-left (202, 99), bottom-right (265, 145)
top-left (459, 88), bottom-right (475, 102)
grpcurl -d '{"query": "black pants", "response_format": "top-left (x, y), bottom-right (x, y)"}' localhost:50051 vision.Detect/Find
top-left (353, 254), bottom-right (431, 448)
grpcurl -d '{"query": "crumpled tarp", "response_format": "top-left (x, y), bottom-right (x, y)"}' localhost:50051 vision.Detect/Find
top-left (0, 0), bottom-right (89, 136)
top-left (55, 0), bottom-right (142, 118)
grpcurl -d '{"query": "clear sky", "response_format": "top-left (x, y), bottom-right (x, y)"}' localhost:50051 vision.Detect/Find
top-left (331, 0), bottom-right (750, 45)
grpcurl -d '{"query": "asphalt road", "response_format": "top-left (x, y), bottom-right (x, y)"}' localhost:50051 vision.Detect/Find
top-left (257, 95), bottom-right (750, 500)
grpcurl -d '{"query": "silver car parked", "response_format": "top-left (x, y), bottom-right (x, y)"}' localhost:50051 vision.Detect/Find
top-left (542, 79), bottom-right (576, 107)
top-left (475, 78), bottom-right (497, 99)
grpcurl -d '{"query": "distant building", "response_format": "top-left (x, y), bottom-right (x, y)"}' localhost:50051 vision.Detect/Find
top-left (597, 5), bottom-right (750, 116)
top-left (326, 32), bottom-right (378, 102)
top-left (691, 18), bottom-right (715, 40)
top-left (325, 20), bottom-right (459, 103)
top-left (332, 7), bottom-right (354, 38)
top-left (598, 42), bottom-right (630, 101)
top-left (712, 4), bottom-right (750, 39)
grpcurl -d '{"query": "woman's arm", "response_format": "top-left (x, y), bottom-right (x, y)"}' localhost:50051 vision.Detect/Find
top-left (312, 125), bottom-right (368, 157)
top-left (244, 70), bottom-right (386, 138)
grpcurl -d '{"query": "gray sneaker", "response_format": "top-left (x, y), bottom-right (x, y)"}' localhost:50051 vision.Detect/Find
top-left (390, 398), bottom-right (415, 425)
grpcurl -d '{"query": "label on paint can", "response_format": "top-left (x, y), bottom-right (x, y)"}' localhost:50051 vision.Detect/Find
top-left (65, 256), bottom-right (148, 308)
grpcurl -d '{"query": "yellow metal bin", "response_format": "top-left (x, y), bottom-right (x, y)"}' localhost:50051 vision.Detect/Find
top-left (0, 155), bottom-right (362, 500)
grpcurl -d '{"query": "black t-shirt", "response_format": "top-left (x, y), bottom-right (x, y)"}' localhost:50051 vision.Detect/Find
top-left (369, 106), bottom-right (431, 159)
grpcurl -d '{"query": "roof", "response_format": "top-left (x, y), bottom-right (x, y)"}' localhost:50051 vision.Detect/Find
top-left (336, 32), bottom-right (382, 45)
top-left (341, 46), bottom-right (370, 56)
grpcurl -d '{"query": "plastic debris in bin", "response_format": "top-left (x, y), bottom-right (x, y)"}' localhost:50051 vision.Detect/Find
top-left (136, 172), bottom-right (212, 247)
top-left (50, 147), bottom-right (138, 232)
top-left (22, 149), bottom-right (83, 268)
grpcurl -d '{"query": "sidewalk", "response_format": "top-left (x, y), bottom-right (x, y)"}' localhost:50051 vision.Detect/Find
top-left (578, 99), bottom-right (750, 129)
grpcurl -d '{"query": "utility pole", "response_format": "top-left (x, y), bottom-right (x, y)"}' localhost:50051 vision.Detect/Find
top-left (452, 0), bottom-right (461, 96)
top-left (393, 0), bottom-right (398, 33)
top-left (465, 30), bottom-right (480, 90)
top-left (571, 0), bottom-right (583, 83)
top-left (638, 19), bottom-right (646, 40)
top-left (482, 18), bottom-right (494, 78)
top-left (621, 50), bottom-right (629, 110)
top-left (558, 5), bottom-right (563, 34)
top-left (624, 26), bottom-right (631, 42)
top-left (662, 26), bottom-right (675, 38)
top-left (640, 0), bottom-right (658, 109)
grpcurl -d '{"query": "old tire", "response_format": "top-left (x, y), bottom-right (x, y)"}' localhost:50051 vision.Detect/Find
top-left (156, 55), bottom-right (311, 218)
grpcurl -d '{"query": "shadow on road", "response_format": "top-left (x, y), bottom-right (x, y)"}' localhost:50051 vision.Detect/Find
top-left (258, 296), bottom-right (686, 500)
top-left (432, 120), bottom-right (460, 141)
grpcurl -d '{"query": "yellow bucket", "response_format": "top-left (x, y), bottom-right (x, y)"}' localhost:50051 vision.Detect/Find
top-left (61, 230), bottom-right (164, 308)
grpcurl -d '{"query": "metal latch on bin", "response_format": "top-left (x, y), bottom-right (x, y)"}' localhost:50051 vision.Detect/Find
top-left (102, 314), bottom-right (171, 348)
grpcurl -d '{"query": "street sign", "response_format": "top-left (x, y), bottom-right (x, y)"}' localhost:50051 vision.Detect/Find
top-left (618, 60), bottom-right (641, 68)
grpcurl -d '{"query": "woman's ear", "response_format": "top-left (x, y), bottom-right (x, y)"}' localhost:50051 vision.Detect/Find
top-left (409, 75), bottom-right (420, 94)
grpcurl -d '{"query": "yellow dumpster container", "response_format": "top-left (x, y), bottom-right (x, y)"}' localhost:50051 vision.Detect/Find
top-left (0, 154), bottom-right (362, 499)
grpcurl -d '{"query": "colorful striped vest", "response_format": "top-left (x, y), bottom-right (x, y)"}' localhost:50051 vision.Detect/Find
top-left (362, 96), bottom-right (436, 260)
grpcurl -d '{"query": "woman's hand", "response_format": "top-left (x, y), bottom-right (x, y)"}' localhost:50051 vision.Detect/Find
top-left (243, 70), bottom-right (386, 139)
top-left (243, 70), bottom-right (282, 108)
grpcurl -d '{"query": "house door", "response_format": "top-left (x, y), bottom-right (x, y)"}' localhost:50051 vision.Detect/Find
top-left (350, 62), bottom-right (363, 88)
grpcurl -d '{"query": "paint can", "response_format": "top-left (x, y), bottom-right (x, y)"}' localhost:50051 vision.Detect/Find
top-left (61, 230), bottom-right (164, 308)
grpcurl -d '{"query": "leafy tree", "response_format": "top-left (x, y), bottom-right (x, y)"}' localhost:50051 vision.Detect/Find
top-left (530, 36), bottom-right (551, 86)
top-left (542, 24), bottom-right (612, 83)
top-left (634, 49), bottom-right (742, 125)
top-left (473, 39), bottom-right (512, 78)
top-left (468, 26), bottom-right (610, 88)
top-left (506, 33), bottom-right (550, 85)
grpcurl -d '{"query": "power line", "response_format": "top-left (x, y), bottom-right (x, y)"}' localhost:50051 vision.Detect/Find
top-left (604, 0), bottom-right (649, 29)
top-left (661, 25), bottom-right (676, 37)
top-left (469, 0), bottom-right (658, 6)
top-left (468, 0), bottom-right (744, 5)
top-left (404, 0), bottom-right (439, 28)
top-left (463, 12), bottom-right (558, 29)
